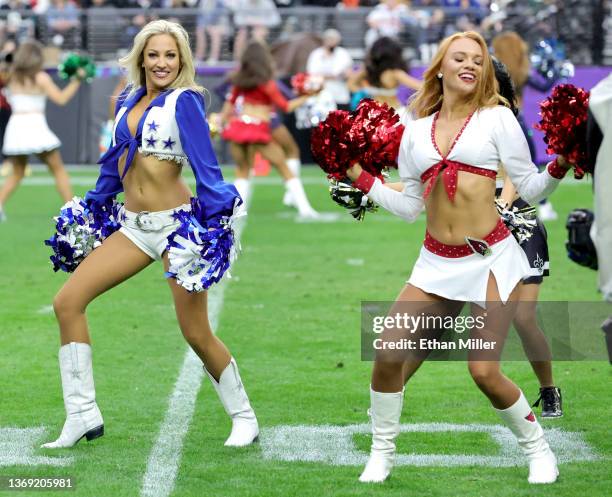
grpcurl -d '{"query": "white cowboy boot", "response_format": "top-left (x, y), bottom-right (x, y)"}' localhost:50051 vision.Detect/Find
top-left (495, 391), bottom-right (558, 484)
top-left (42, 342), bottom-right (104, 448)
top-left (204, 357), bottom-right (259, 447)
top-left (359, 387), bottom-right (404, 483)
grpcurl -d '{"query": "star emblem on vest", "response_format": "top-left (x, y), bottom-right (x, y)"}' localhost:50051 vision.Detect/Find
top-left (148, 121), bottom-right (159, 132)
top-left (534, 253), bottom-right (544, 273)
top-left (145, 136), bottom-right (157, 147)
top-left (163, 137), bottom-right (176, 150)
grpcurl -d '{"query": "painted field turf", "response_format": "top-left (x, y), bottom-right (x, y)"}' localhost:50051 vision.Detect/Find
top-left (0, 167), bottom-right (609, 497)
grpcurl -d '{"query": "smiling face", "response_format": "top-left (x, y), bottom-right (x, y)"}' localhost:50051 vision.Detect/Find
top-left (439, 37), bottom-right (484, 99)
top-left (142, 33), bottom-right (180, 91)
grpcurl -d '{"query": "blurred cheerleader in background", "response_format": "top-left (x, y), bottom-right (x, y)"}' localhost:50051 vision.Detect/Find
top-left (347, 36), bottom-right (421, 125)
top-left (492, 31), bottom-right (560, 221)
top-left (0, 40), bottom-right (83, 221)
top-left (220, 40), bottom-right (319, 219)
top-left (493, 57), bottom-right (563, 418)
top-left (214, 76), bottom-right (304, 210)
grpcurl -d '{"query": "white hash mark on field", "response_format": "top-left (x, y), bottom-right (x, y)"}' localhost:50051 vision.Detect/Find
top-left (346, 258), bottom-right (364, 266)
top-left (139, 206), bottom-right (249, 497)
top-left (260, 423), bottom-right (599, 467)
top-left (0, 427), bottom-right (73, 467)
top-left (37, 305), bottom-right (54, 314)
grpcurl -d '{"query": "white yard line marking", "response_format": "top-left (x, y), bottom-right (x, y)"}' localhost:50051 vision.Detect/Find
top-left (36, 305), bottom-right (55, 314)
top-left (0, 427), bottom-right (73, 467)
top-left (139, 348), bottom-right (206, 497)
top-left (260, 423), bottom-right (599, 467)
top-left (140, 209), bottom-right (248, 497)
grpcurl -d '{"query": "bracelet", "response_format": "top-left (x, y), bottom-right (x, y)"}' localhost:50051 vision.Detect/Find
top-left (352, 170), bottom-right (376, 194)
top-left (546, 158), bottom-right (569, 179)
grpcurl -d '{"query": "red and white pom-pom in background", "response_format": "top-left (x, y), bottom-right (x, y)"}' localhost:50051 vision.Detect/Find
top-left (310, 99), bottom-right (404, 180)
top-left (291, 73), bottom-right (324, 96)
top-left (535, 84), bottom-right (590, 179)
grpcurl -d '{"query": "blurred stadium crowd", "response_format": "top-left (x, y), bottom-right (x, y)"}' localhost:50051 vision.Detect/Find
top-left (0, 0), bottom-right (609, 66)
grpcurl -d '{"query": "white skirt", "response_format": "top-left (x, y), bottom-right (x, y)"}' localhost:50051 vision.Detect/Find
top-left (2, 113), bottom-right (61, 156)
top-left (408, 235), bottom-right (531, 306)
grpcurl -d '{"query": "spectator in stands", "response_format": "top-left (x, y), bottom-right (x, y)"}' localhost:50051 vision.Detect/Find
top-left (365, 0), bottom-right (410, 48)
top-left (271, 32), bottom-right (321, 76)
top-left (120, 2), bottom-right (160, 51)
top-left (45, 0), bottom-right (80, 48)
top-left (306, 29), bottom-right (353, 109)
top-left (440, 0), bottom-right (481, 6)
top-left (302, 0), bottom-right (338, 5)
top-left (162, 0), bottom-right (197, 7)
top-left (1, 0), bottom-right (36, 43)
top-left (80, 0), bottom-right (114, 7)
top-left (195, 0), bottom-right (229, 63)
top-left (416, 6), bottom-right (446, 63)
top-left (231, 0), bottom-right (281, 60)
top-left (0, 0), bottom-right (32, 9)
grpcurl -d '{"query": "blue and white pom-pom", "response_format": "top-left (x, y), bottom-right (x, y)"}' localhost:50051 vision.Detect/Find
top-left (45, 196), bottom-right (122, 272)
top-left (165, 199), bottom-right (241, 292)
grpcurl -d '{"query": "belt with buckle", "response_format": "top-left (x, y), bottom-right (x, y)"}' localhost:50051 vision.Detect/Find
top-left (129, 211), bottom-right (172, 232)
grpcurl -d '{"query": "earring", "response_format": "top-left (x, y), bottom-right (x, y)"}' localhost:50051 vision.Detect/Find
top-left (437, 72), bottom-right (443, 79)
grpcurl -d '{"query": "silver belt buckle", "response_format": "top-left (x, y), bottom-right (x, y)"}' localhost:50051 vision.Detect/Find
top-left (135, 211), bottom-right (153, 230)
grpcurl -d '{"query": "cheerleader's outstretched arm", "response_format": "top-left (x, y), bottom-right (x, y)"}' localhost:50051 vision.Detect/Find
top-left (494, 106), bottom-right (571, 204)
top-left (35, 71), bottom-right (81, 106)
top-left (346, 129), bottom-right (424, 223)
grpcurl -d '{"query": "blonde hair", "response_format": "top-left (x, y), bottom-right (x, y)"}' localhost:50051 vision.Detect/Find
top-left (491, 31), bottom-right (530, 94)
top-left (11, 40), bottom-right (44, 86)
top-left (409, 31), bottom-right (508, 118)
top-left (119, 19), bottom-right (203, 95)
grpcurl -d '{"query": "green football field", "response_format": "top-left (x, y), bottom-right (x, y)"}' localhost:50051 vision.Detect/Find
top-left (0, 166), bottom-right (610, 497)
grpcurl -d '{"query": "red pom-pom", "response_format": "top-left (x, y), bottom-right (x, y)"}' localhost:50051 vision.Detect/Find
top-left (310, 99), bottom-right (404, 180)
top-left (349, 99), bottom-right (404, 177)
top-left (535, 84), bottom-right (590, 179)
top-left (310, 110), bottom-right (354, 180)
top-left (291, 72), bottom-right (323, 96)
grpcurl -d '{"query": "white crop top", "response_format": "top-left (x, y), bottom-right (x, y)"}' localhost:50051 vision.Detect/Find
top-left (367, 105), bottom-right (562, 222)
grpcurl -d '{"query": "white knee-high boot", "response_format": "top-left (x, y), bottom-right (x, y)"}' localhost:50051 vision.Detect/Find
top-left (283, 158), bottom-right (301, 207)
top-left (359, 387), bottom-right (404, 483)
top-left (285, 177), bottom-right (318, 219)
top-left (204, 357), bottom-right (259, 447)
top-left (42, 342), bottom-right (104, 448)
top-left (495, 391), bottom-right (558, 484)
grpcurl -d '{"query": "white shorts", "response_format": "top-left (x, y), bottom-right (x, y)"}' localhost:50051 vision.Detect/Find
top-left (119, 204), bottom-right (190, 261)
